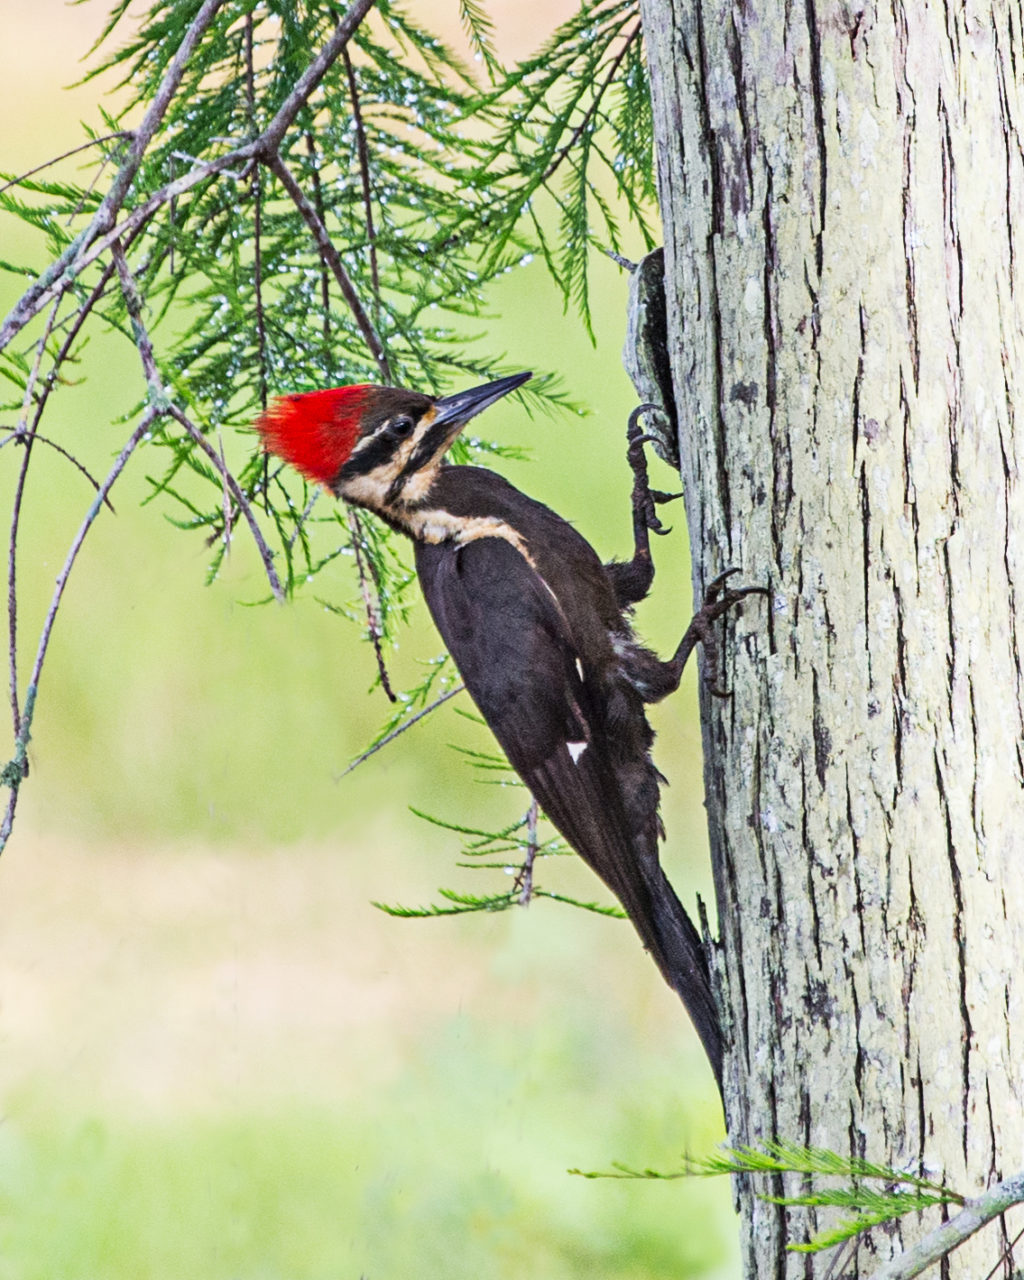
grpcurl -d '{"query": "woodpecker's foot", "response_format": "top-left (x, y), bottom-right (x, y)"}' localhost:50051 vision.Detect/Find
top-left (684, 569), bottom-right (768, 697)
top-left (626, 405), bottom-right (670, 536)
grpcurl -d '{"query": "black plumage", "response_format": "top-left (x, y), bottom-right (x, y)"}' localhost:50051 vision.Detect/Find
top-left (415, 465), bottom-right (723, 1079)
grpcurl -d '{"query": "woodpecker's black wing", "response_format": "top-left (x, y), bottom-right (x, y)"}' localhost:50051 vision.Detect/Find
top-left (415, 534), bottom-right (722, 1079)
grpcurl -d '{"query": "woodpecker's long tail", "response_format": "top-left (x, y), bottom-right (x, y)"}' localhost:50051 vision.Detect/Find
top-left (525, 751), bottom-right (723, 1090)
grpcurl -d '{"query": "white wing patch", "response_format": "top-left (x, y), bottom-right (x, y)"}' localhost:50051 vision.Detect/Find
top-left (567, 740), bottom-right (588, 764)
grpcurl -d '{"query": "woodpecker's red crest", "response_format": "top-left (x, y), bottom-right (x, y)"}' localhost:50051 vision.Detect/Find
top-left (255, 385), bottom-right (372, 488)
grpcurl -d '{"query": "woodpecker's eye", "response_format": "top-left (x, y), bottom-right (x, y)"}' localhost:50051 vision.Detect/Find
top-left (386, 415), bottom-right (415, 440)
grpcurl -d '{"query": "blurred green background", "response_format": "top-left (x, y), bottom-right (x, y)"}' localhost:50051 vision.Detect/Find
top-left (0, 3), bottom-right (738, 1275)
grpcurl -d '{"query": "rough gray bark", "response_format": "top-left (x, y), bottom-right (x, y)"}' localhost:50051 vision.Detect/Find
top-left (636, 1), bottom-right (1024, 1275)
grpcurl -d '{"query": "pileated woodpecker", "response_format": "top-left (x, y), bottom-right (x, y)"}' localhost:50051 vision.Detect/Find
top-left (257, 372), bottom-right (762, 1085)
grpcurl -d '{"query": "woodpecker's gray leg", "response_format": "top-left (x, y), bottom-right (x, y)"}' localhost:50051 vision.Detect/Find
top-left (670, 569), bottom-right (767, 697)
top-left (606, 404), bottom-right (683, 609)
top-left (621, 569), bottom-right (767, 703)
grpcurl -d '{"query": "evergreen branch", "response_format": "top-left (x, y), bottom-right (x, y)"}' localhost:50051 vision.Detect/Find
top-left (0, 0), bottom-right (380, 354)
top-left (459, 0), bottom-right (503, 78)
top-left (689, 1141), bottom-right (960, 1200)
top-left (539, 22), bottom-right (641, 186)
top-left (571, 1139), bottom-right (1017, 1269)
top-left (254, 0), bottom-right (379, 159)
top-left (112, 239), bottom-right (284, 601)
top-left (531, 889), bottom-right (625, 917)
top-left (373, 887), bottom-right (519, 917)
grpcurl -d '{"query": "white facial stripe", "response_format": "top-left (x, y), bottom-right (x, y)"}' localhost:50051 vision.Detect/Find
top-left (567, 741), bottom-right (588, 764)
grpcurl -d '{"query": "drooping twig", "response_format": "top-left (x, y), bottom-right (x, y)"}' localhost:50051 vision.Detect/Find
top-left (111, 239), bottom-right (167, 408)
top-left (304, 132), bottom-right (333, 357)
top-left (0, 412), bottom-right (155, 855)
top-left (346, 507), bottom-right (397, 702)
top-left (267, 154), bottom-right (391, 381)
top-left (5, 256), bottom-right (124, 751)
top-left (3, 432), bottom-right (116, 513)
top-left (168, 406), bottom-right (285, 602)
top-left (7, 296), bottom-right (62, 735)
top-left (514, 797), bottom-right (539, 904)
top-left (339, 683), bottom-right (465, 778)
top-left (286, 490), bottom-right (320, 551)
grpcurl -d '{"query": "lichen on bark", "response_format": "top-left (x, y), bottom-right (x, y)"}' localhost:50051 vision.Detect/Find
top-left (635, 1), bottom-right (1024, 1274)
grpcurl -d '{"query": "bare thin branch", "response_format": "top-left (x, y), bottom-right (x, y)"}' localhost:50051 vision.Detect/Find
top-left (866, 1173), bottom-right (1024, 1280)
top-left (111, 239), bottom-right (167, 409)
top-left (0, 132), bottom-right (131, 198)
top-left (514, 798), bottom-right (539, 904)
top-left (304, 131), bottom-right (333, 356)
top-left (267, 153), bottom-right (391, 380)
top-left (342, 47), bottom-right (381, 311)
top-left (8, 296), bottom-right (62, 735)
top-left (244, 13), bottom-right (269, 412)
top-left (287, 489), bottom-right (320, 551)
top-left (7, 432), bottom-right (117, 514)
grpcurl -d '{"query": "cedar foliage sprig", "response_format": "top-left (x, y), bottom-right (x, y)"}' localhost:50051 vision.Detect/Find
top-left (572, 1140), bottom-right (966, 1256)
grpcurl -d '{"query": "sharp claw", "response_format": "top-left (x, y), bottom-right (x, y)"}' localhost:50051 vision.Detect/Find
top-left (627, 403), bottom-right (661, 440)
top-left (650, 489), bottom-right (683, 505)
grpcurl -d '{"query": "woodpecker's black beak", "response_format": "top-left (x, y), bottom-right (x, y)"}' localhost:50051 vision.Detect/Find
top-left (431, 372), bottom-right (532, 433)
top-left (397, 372), bottom-right (532, 483)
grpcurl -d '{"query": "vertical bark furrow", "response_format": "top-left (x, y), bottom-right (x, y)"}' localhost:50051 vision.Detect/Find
top-left (803, 0), bottom-right (828, 278)
top-left (901, 121), bottom-right (921, 391)
top-left (932, 746), bottom-right (971, 1164)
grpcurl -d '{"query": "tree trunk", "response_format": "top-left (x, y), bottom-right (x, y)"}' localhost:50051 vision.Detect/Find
top-left (637, 1), bottom-right (1024, 1274)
